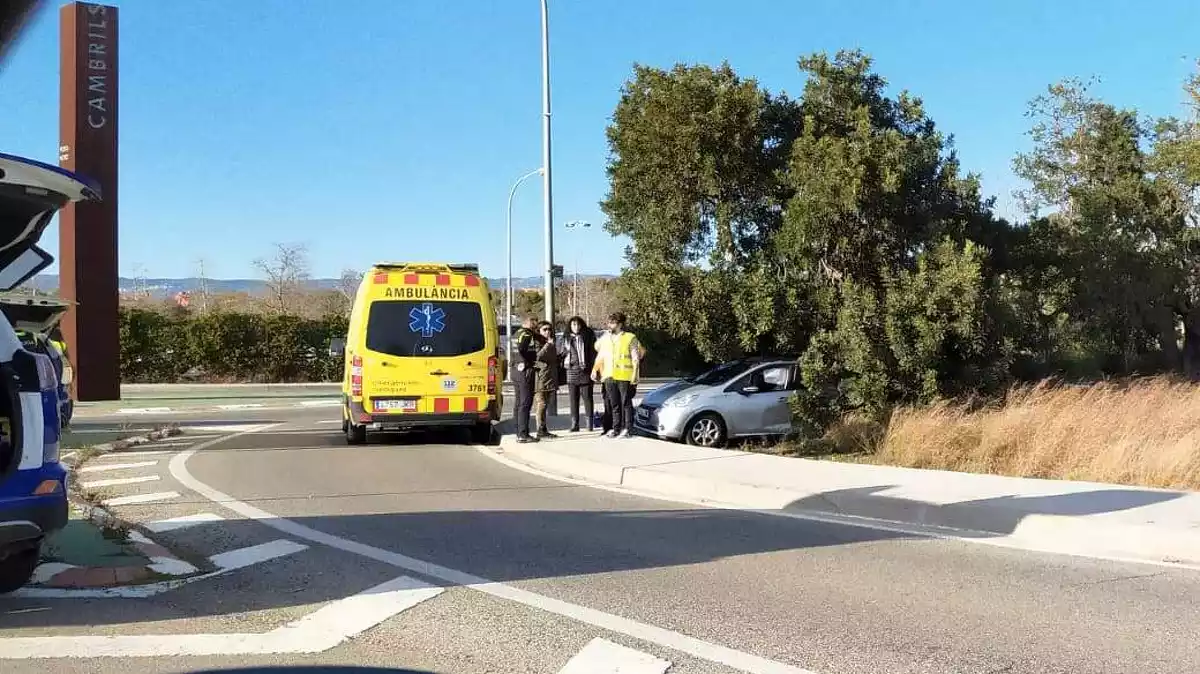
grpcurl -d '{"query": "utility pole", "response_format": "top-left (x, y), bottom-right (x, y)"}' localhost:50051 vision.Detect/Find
top-left (540, 0), bottom-right (555, 324)
top-left (196, 257), bottom-right (211, 314)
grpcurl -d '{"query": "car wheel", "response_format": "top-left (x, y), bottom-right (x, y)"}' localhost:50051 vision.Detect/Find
top-left (471, 422), bottom-right (494, 445)
top-left (346, 422), bottom-right (367, 445)
top-left (685, 413), bottom-right (727, 448)
top-left (0, 546), bottom-right (40, 594)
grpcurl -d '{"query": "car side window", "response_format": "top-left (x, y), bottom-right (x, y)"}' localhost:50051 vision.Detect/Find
top-left (758, 366), bottom-right (789, 391)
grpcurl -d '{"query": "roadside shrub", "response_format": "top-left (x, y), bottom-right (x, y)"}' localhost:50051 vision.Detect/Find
top-left (119, 308), bottom-right (344, 383)
top-left (877, 377), bottom-right (1200, 490)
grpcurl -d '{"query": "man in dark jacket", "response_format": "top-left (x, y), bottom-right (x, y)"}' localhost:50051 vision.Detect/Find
top-left (511, 316), bottom-right (540, 443)
top-left (561, 316), bottom-right (597, 432)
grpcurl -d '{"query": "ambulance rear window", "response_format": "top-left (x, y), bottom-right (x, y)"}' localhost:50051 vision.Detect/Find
top-left (365, 300), bottom-right (485, 358)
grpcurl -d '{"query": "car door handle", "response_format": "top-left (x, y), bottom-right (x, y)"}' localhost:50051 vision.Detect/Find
top-left (430, 370), bottom-right (449, 376)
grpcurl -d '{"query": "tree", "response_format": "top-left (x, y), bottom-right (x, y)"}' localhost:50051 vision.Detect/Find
top-left (780, 51), bottom-right (1014, 426)
top-left (319, 268), bottom-right (363, 317)
top-left (253, 243), bottom-right (311, 315)
top-left (1012, 79), bottom-right (1190, 375)
top-left (1150, 64), bottom-right (1200, 375)
top-left (602, 61), bottom-right (802, 360)
top-left (605, 50), bottom-right (1017, 429)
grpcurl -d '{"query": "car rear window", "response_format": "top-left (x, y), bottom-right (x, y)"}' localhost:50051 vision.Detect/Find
top-left (365, 300), bottom-right (485, 358)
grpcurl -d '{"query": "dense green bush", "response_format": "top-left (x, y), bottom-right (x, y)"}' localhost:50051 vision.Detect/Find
top-left (119, 308), bottom-right (347, 383)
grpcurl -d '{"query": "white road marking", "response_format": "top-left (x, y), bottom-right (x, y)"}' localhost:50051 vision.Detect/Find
top-left (80, 475), bottom-right (160, 489)
top-left (102, 449), bottom-right (174, 458)
top-left (217, 403), bottom-right (265, 410)
top-left (102, 491), bottom-right (179, 506)
top-left (145, 512), bottom-right (225, 533)
top-left (317, 419), bottom-right (343, 424)
top-left (209, 539), bottom-right (306, 570)
top-left (179, 423), bottom-right (276, 433)
top-left (0, 574), bottom-right (440, 658)
top-left (300, 399), bottom-right (341, 407)
top-left (559, 637), bottom-right (672, 674)
top-left (117, 407), bottom-right (172, 414)
top-left (10, 539), bottom-right (309, 600)
top-left (66, 428), bottom-right (157, 434)
top-left (125, 532), bottom-right (198, 576)
top-left (78, 461), bottom-right (159, 473)
top-left (168, 430), bottom-right (817, 674)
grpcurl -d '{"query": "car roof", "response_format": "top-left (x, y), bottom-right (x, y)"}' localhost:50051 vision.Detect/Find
top-left (725, 356), bottom-right (796, 366)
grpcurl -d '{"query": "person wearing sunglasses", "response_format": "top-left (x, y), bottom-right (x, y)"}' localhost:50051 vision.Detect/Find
top-left (531, 320), bottom-right (561, 438)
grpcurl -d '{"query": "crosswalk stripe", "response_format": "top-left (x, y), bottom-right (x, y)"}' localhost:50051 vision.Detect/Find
top-left (78, 461), bottom-right (159, 473)
top-left (558, 637), bottom-right (671, 674)
top-left (209, 540), bottom-right (309, 570)
top-left (103, 449), bottom-right (174, 458)
top-left (145, 512), bottom-right (225, 533)
top-left (80, 475), bottom-right (160, 489)
top-left (102, 491), bottom-right (179, 506)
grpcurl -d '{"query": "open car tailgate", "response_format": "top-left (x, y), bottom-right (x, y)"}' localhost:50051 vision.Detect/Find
top-left (0, 152), bottom-right (99, 291)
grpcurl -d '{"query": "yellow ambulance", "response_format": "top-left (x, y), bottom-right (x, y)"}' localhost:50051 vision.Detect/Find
top-left (331, 262), bottom-right (503, 445)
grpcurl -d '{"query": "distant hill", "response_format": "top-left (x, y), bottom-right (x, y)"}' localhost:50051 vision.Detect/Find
top-left (30, 273), bottom-right (617, 297)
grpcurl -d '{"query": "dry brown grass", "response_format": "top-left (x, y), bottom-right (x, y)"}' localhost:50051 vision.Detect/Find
top-left (877, 377), bottom-right (1200, 490)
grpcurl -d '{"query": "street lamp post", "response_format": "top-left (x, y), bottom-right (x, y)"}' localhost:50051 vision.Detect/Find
top-left (564, 220), bottom-right (591, 319)
top-left (506, 167), bottom-right (544, 381)
top-left (540, 0), bottom-right (556, 325)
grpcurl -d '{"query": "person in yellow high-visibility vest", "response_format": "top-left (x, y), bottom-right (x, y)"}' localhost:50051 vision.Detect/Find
top-left (591, 311), bottom-right (646, 438)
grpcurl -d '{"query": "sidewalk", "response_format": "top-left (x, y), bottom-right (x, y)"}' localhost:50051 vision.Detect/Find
top-left (493, 416), bottom-right (1200, 567)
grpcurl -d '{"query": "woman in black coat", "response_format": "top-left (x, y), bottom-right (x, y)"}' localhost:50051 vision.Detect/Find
top-left (560, 315), bottom-right (597, 432)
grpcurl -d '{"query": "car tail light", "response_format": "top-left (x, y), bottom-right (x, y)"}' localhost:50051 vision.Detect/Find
top-left (350, 355), bottom-right (363, 397)
top-left (487, 355), bottom-right (497, 395)
top-left (34, 354), bottom-right (57, 391)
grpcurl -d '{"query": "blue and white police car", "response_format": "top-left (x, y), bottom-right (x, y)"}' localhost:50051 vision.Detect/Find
top-left (0, 152), bottom-right (98, 593)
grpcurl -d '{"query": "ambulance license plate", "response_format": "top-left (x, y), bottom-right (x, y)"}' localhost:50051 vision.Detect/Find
top-left (374, 399), bottom-right (416, 412)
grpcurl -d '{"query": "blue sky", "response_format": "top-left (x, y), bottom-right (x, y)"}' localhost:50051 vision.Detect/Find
top-left (2, 0), bottom-right (1197, 280)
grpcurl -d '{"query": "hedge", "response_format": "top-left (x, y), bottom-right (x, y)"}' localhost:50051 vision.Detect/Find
top-left (119, 308), bottom-right (347, 383)
top-left (118, 308), bottom-right (710, 383)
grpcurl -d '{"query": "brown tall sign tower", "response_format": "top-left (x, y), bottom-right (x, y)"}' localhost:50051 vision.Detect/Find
top-left (59, 2), bottom-right (119, 401)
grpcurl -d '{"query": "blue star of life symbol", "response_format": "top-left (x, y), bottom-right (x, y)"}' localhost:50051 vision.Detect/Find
top-left (408, 302), bottom-right (446, 338)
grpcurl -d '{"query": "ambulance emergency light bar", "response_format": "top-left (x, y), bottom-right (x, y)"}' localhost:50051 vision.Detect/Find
top-left (373, 262), bottom-right (480, 274)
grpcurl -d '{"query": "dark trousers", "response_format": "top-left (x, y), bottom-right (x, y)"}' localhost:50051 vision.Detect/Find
top-left (604, 379), bottom-right (636, 433)
top-left (513, 369), bottom-right (535, 437)
top-left (533, 390), bottom-right (553, 433)
top-left (567, 383), bottom-right (594, 430)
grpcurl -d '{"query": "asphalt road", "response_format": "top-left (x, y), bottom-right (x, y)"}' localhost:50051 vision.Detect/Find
top-left (5, 406), bottom-right (1200, 674)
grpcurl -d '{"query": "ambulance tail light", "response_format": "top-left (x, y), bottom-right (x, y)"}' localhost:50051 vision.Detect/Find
top-left (350, 355), bottom-right (363, 397)
top-left (487, 356), bottom-right (497, 395)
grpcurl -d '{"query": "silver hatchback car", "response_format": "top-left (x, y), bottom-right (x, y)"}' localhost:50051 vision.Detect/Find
top-left (633, 357), bottom-right (798, 447)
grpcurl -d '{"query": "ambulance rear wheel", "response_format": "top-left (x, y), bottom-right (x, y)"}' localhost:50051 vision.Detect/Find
top-left (471, 422), bottom-right (494, 445)
top-left (0, 546), bottom-right (40, 594)
top-left (346, 422), bottom-right (367, 445)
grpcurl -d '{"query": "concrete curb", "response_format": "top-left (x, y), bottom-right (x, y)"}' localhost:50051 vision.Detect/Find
top-left (88, 399), bottom-right (343, 417)
top-left (493, 435), bottom-right (1200, 568)
top-left (78, 387), bottom-right (656, 418)
top-left (38, 427), bottom-right (204, 589)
